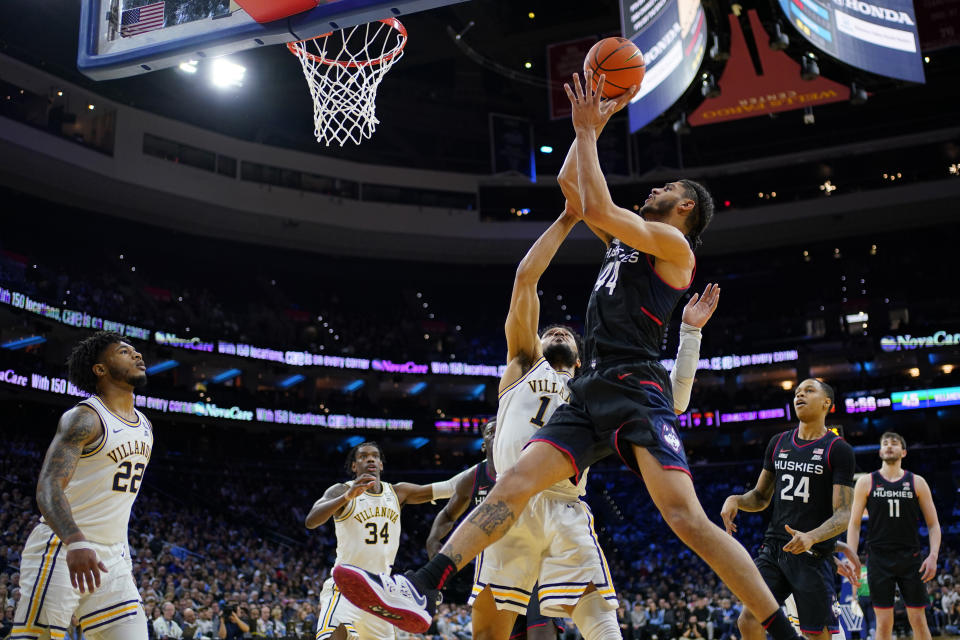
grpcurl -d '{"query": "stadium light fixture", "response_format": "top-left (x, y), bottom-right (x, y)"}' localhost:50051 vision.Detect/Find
top-left (343, 379), bottom-right (365, 393)
top-left (210, 58), bottom-right (246, 88)
top-left (210, 368), bottom-right (242, 383)
top-left (800, 54), bottom-right (820, 81)
top-left (409, 382), bottom-right (428, 395)
top-left (278, 374), bottom-right (305, 389)
top-left (179, 60), bottom-right (199, 74)
top-left (769, 22), bottom-right (789, 50)
top-left (1, 336), bottom-right (46, 349)
top-left (539, 145), bottom-right (553, 154)
top-left (145, 360), bottom-right (179, 375)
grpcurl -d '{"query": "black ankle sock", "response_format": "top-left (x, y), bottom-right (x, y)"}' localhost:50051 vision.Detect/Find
top-left (411, 553), bottom-right (458, 592)
top-left (762, 610), bottom-right (799, 640)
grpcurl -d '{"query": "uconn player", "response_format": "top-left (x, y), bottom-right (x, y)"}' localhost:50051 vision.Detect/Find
top-left (12, 332), bottom-right (152, 640)
top-left (847, 432), bottom-right (940, 640)
top-left (333, 70), bottom-right (804, 640)
top-left (722, 379), bottom-right (856, 640)
top-left (305, 442), bottom-right (445, 640)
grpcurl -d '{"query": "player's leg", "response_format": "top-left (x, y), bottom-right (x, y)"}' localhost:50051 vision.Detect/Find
top-left (472, 586), bottom-right (522, 640)
top-left (871, 609), bottom-right (893, 640)
top-left (12, 527), bottom-right (81, 640)
top-left (785, 553), bottom-right (839, 640)
top-left (560, 590), bottom-right (622, 640)
top-left (896, 559), bottom-right (932, 640)
top-left (866, 558), bottom-right (895, 640)
top-left (82, 609), bottom-right (149, 640)
top-left (632, 447), bottom-right (795, 639)
top-left (904, 608), bottom-right (930, 640)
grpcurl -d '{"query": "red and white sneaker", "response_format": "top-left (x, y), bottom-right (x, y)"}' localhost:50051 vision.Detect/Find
top-left (332, 565), bottom-right (438, 633)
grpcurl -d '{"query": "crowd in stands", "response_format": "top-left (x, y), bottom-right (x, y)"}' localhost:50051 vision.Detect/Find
top-left (2, 410), bottom-right (959, 640)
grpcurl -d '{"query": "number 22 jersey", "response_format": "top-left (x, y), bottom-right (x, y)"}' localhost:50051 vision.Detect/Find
top-left (762, 429), bottom-right (855, 556)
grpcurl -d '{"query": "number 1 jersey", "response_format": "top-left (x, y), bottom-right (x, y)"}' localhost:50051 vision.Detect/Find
top-left (762, 429), bottom-right (855, 556)
top-left (333, 481), bottom-right (402, 574)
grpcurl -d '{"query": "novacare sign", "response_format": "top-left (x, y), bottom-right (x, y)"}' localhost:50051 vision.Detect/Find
top-left (880, 331), bottom-right (960, 352)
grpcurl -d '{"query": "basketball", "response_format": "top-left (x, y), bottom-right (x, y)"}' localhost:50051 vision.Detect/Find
top-left (583, 37), bottom-right (645, 98)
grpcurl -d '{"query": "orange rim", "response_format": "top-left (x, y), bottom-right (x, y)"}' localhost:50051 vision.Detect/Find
top-left (287, 18), bottom-right (407, 68)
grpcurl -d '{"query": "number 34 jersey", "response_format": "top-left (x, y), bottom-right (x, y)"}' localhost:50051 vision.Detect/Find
top-left (39, 396), bottom-right (153, 545)
top-left (494, 357), bottom-right (585, 499)
top-left (762, 429), bottom-right (855, 556)
top-left (333, 482), bottom-right (401, 574)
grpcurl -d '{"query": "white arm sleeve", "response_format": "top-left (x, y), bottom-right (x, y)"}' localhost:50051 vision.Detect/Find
top-left (670, 322), bottom-right (703, 414)
top-left (429, 467), bottom-right (473, 502)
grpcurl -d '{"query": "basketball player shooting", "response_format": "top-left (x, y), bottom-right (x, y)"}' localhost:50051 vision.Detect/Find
top-left (721, 379), bottom-right (856, 640)
top-left (11, 331), bottom-right (152, 640)
top-left (331, 69), bottom-right (805, 640)
top-left (305, 441), bottom-right (457, 640)
top-left (846, 432), bottom-right (941, 640)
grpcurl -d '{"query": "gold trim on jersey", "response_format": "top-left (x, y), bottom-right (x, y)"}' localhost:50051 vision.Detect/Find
top-left (334, 499), bottom-right (356, 522)
top-left (498, 357), bottom-right (547, 399)
top-left (91, 395), bottom-right (141, 427)
top-left (12, 533), bottom-right (61, 637)
top-left (386, 482), bottom-right (400, 507)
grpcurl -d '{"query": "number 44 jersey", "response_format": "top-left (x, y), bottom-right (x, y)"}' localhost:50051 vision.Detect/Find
top-left (40, 396), bottom-right (153, 545)
top-left (762, 429), bottom-right (855, 556)
top-left (494, 357), bottom-right (585, 499)
top-left (333, 481), bottom-right (402, 574)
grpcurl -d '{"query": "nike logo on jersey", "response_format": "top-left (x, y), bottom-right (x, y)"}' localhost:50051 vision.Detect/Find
top-left (617, 373), bottom-right (633, 380)
top-left (112, 427), bottom-right (124, 433)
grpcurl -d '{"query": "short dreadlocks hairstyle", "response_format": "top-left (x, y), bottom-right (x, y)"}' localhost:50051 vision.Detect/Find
top-left (344, 441), bottom-right (385, 476)
top-left (678, 179), bottom-right (715, 252)
top-left (67, 331), bottom-right (126, 395)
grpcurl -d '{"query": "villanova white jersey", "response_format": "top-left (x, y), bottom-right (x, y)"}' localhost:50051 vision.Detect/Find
top-left (333, 481), bottom-right (402, 574)
top-left (494, 357), bottom-right (585, 498)
top-left (40, 396), bottom-right (153, 544)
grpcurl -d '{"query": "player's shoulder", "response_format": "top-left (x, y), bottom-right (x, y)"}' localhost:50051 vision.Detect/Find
top-left (58, 403), bottom-right (104, 436)
top-left (826, 433), bottom-right (855, 454)
top-left (768, 429), bottom-right (794, 446)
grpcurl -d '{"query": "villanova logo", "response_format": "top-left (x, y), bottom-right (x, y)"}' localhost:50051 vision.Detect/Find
top-left (837, 603), bottom-right (864, 632)
top-left (662, 424), bottom-right (682, 453)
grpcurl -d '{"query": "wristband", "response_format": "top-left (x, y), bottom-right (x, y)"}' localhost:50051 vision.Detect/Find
top-left (67, 541), bottom-right (95, 553)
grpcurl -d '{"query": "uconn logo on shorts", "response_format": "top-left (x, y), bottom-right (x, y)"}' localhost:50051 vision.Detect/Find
top-left (662, 424), bottom-right (682, 452)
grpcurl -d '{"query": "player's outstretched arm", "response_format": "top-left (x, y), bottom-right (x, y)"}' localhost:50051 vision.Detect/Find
top-left (305, 476), bottom-right (375, 529)
top-left (671, 283), bottom-right (720, 414)
top-left (37, 405), bottom-right (109, 594)
top-left (845, 474), bottom-right (872, 556)
top-left (394, 480), bottom-right (452, 507)
top-left (426, 466), bottom-right (478, 558)
top-left (565, 71), bottom-right (692, 271)
top-left (721, 469), bottom-right (774, 535)
top-left (915, 474), bottom-right (941, 581)
top-left (504, 209), bottom-right (580, 368)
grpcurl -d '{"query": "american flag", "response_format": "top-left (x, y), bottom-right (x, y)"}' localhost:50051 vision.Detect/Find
top-left (120, 2), bottom-right (165, 37)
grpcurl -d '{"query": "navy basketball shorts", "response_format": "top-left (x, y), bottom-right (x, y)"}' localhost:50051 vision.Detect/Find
top-left (755, 541), bottom-right (839, 634)
top-left (529, 360), bottom-right (689, 483)
top-left (867, 550), bottom-right (928, 609)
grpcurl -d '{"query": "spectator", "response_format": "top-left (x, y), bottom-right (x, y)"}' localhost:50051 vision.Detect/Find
top-left (682, 615), bottom-right (705, 640)
top-left (196, 607), bottom-right (218, 640)
top-left (631, 600), bottom-right (649, 640)
top-left (710, 598), bottom-right (739, 640)
top-left (218, 605), bottom-right (250, 640)
top-left (155, 602), bottom-right (183, 639)
top-left (181, 608), bottom-right (199, 640)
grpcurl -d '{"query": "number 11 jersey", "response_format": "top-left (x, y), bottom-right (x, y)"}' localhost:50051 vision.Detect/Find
top-left (762, 429), bottom-right (855, 556)
top-left (333, 482), bottom-right (402, 574)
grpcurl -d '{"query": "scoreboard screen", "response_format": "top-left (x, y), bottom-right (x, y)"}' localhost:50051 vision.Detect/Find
top-left (620, 0), bottom-right (708, 132)
top-left (776, 0), bottom-right (925, 82)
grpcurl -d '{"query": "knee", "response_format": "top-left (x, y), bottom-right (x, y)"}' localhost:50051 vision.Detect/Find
top-left (737, 609), bottom-right (756, 631)
top-left (660, 503), bottom-right (709, 542)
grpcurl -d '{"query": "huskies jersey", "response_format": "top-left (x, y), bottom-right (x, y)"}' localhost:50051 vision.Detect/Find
top-left (469, 461), bottom-right (496, 506)
top-left (333, 481), bottom-right (402, 574)
top-left (583, 239), bottom-right (690, 364)
top-left (762, 429), bottom-right (855, 556)
top-left (494, 357), bottom-right (584, 498)
top-left (40, 395), bottom-right (153, 544)
top-left (865, 471), bottom-right (922, 553)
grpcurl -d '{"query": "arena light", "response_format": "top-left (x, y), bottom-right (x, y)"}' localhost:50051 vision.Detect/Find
top-left (409, 437), bottom-right (430, 449)
top-left (769, 22), bottom-right (789, 50)
top-left (1, 335), bottom-right (46, 349)
top-left (145, 360), bottom-right (179, 375)
top-left (210, 58), bottom-right (245, 88)
top-left (539, 145), bottom-right (553, 154)
top-left (278, 374), bottom-right (305, 389)
top-left (343, 379), bottom-right (365, 393)
top-left (467, 383), bottom-right (486, 400)
top-left (179, 60), bottom-right (199, 74)
top-left (210, 368), bottom-right (241, 383)
top-left (409, 382), bottom-right (427, 395)
top-left (800, 54), bottom-right (820, 81)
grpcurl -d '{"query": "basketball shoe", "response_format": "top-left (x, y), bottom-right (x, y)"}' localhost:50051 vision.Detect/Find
top-left (332, 565), bottom-right (438, 633)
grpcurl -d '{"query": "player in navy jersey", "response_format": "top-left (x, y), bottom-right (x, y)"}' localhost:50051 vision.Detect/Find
top-left (721, 379), bottom-right (856, 640)
top-left (332, 70), bottom-right (806, 640)
top-left (846, 432), bottom-right (940, 640)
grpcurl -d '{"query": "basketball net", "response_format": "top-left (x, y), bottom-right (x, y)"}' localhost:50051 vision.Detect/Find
top-left (288, 19), bottom-right (407, 146)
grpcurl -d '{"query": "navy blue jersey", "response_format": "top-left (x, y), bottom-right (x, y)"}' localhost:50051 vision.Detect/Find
top-left (470, 461), bottom-right (496, 506)
top-left (865, 470), bottom-right (923, 553)
top-left (583, 239), bottom-right (691, 365)
top-left (762, 429), bottom-right (856, 556)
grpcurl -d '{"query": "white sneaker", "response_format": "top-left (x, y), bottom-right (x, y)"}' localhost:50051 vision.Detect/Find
top-left (333, 565), bottom-right (436, 633)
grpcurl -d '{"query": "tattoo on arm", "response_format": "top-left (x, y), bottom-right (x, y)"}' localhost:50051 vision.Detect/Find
top-left (466, 500), bottom-right (516, 536)
top-left (738, 471), bottom-right (774, 512)
top-left (36, 407), bottom-right (102, 542)
top-left (810, 485), bottom-right (854, 543)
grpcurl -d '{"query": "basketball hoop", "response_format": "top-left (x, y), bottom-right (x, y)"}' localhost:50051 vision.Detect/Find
top-left (288, 18), bottom-right (407, 146)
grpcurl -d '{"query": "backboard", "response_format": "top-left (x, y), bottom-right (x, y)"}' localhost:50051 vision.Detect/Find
top-left (78, 0), bottom-right (466, 80)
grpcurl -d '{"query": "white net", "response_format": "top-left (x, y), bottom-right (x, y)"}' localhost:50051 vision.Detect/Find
top-left (288, 19), bottom-right (407, 146)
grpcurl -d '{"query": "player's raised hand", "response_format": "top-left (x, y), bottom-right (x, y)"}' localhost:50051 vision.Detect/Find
top-left (918, 553), bottom-right (938, 582)
top-left (782, 525), bottom-right (815, 554)
top-left (346, 473), bottom-right (377, 499)
top-left (682, 283), bottom-right (720, 329)
top-left (67, 545), bottom-right (108, 593)
top-left (720, 496), bottom-right (739, 535)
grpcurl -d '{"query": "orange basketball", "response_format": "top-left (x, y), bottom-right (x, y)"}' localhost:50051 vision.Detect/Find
top-left (583, 37), bottom-right (645, 98)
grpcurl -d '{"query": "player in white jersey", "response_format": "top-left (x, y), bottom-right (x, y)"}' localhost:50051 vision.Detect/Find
top-left (305, 441), bottom-right (454, 640)
top-left (12, 331), bottom-right (152, 640)
top-left (466, 211), bottom-right (719, 640)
